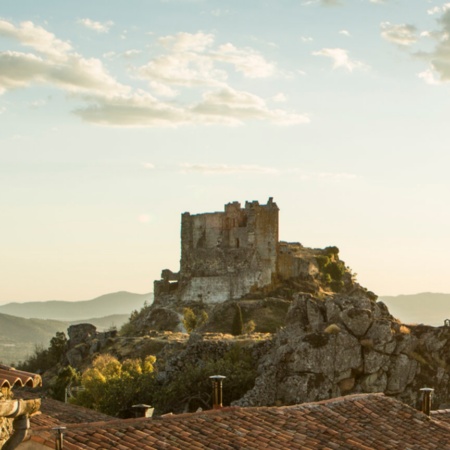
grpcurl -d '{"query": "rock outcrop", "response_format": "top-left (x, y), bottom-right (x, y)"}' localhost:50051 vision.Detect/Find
top-left (234, 290), bottom-right (450, 409)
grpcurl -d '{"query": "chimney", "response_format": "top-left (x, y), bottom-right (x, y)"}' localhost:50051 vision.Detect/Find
top-left (420, 388), bottom-right (434, 416)
top-left (209, 375), bottom-right (226, 409)
top-left (53, 426), bottom-right (66, 450)
top-left (132, 404), bottom-right (154, 418)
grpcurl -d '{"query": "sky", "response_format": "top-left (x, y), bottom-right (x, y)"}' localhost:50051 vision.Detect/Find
top-left (2, 0), bottom-right (450, 302)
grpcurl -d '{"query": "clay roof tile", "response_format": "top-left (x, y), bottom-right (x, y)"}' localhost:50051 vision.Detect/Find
top-left (0, 364), bottom-right (42, 388)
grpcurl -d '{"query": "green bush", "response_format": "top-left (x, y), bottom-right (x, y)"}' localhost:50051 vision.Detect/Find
top-left (51, 365), bottom-right (80, 401)
top-left (154, 344), bottom-right (256, 414)
top-left (182, 308), bottom-right (208, 333)
top-left (324, 246), bottom-right (339, 256)
top-left (316, 255), bottom-right (330, 271)
top-left (73, 354), bottom-right (157, 417)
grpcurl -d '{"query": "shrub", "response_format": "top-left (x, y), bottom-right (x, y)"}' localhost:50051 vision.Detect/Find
top-left (324, 246), bottom-right (339, 256)
top-left (154, 344), bottom-right (256, 414)
top-left (232, 303), bottom-right (244, 335)
top-left (182, 308), bottom-right (208, 333)
top-left (242, 320), bottom-right (256, 334)
top-left (73, 354), bottom-right (157, 417)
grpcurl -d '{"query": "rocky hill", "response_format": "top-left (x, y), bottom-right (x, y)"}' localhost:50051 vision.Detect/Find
top-left (31, 199), bottom-right (450, 413)
top-left (44, 245), bottom-right (450, 412)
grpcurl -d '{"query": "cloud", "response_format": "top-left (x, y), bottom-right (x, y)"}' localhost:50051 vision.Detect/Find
top-left (418, 69), bottom-right (441, 85)
top-left (0, 20), bottom-right (308, 127)
top-left (313, 48), bottom-right (368, 71)
top-left (402, 7), bottom-right (450, 84)
top-left (428, 6), bottom-right (442, 16)
top-left (138, 32), bottom-right (275, 89)
top-left (180, 163), bottom-right (279, 175)
top-left (339, 30), bottom-right (351, 37)
top-left (78, 18), bottom-right (114, 33)
top-left (272, 93), bottom-right (287, 102)
top-left (380, 22), bottom-right (418, 46)
top-left (321, 0), bottom-right (342, 6)
top-left (191, 87), bottom-right (310, 125)
top-left (212, 43), bottom-right (275, 78)
top-left (0, 50), bottom-right (129, 96)
top-left (138, 52), bottom-right (227, 87)
top-left (0, 19), bottom-right (72, 61)
top-left (143, 163), bottom-right (155, 169)
top-left (180, 163), bottom-right (357, 180)
top-left (74, 91), bottom-right (190, 127)
top-left (159, 31), bottom-right (214, 52)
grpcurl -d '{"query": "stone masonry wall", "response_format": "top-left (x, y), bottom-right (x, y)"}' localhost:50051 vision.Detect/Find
top-left (158, 198), bottom-right (279, 304)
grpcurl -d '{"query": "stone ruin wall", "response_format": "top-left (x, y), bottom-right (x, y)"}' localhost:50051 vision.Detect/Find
top-left (155, 198), bottom-right (280, 304)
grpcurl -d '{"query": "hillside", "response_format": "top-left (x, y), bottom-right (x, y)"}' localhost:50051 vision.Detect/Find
top-left (0, 313), bottom-right (67, 364)
top-left (379, 293), bottom-right (450, 326)
top-left (0, 291), bottom-right (152, 321)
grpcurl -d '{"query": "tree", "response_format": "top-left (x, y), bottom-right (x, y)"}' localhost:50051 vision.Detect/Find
top-left (182, 308), bottom-right (208, 333)
top-left (17, 331), bottom-right (67, 373)
top-left (73, 354), bottom-right (157, 417)
top-left (154, 344), bottom-right (256, 414)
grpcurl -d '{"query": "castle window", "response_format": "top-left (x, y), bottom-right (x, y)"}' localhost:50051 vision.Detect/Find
top-left (236, 238), bottom-right (240, 248)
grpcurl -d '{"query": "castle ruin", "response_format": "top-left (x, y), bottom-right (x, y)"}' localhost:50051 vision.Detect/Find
top-left (155, 198), bottom-right (320, 305)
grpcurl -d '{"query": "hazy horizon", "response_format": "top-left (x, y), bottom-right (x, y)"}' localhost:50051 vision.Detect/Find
top-left (2, 1), bottom-right (450, 302)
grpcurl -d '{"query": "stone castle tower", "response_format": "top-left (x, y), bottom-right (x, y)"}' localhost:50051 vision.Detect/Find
top-left (155, 198), bottom-right (279, 304)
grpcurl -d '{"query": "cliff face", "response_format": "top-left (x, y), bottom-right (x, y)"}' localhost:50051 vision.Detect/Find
top-left (235, 291), bottom-right (450, 409)
top-left (60, 291), bottom-right (450, 410)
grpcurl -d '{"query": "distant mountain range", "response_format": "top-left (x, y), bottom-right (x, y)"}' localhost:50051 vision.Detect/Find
top-left (379, 292), bottom-right (450, 327)
top-left (0, 291), bottom-right (153, 364)
top-left (0, 291), bottom-right (153, 321)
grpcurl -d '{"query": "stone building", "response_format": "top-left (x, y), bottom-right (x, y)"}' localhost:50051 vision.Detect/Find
top-left (155, 198), bottom-right (280, 304)
top-left (154, 197), bottom-right (322, 306)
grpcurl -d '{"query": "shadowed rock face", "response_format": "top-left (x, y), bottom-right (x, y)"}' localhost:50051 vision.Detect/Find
top-left (234, 291), bottom-right (450, 409)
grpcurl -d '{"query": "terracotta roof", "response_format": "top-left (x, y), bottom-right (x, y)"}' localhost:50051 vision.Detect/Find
top-left (431, 409), bottom-right (450, 424)
top-left (29, 393), bottom-right (450, 449)
top-left (0, 364), bottom-right (42, 389)
top-left (31, 397), bottom-right (116, 428)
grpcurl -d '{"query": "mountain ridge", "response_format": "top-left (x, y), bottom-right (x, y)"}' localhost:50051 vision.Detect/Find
top-left (0, 291), bottom-right (153, 321)
top-left (379, 292), bottom-right (450, 326)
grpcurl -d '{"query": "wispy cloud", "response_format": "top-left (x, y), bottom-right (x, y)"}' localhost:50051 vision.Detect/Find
top-left (313, 48), bottom-right (368, 71)
top-left (191, 87), bottom-right (309, 125)
top-left (78, 18), bottom-right (114, 33)
top-left (180, 163), bottom-right (279, 175)
top-left (382, 6), bottom-right (450, 85)
top-left (179, 163), bottom-right (357, 180)
top-left (380, 22), bottom-right (417, 46)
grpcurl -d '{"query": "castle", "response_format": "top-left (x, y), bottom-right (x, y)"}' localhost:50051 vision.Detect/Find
top-left (154, 198), bottom-right (317, 304)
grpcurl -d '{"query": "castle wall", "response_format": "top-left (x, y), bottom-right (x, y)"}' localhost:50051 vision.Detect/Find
top-left (175, 198), bottom-right (279, 303)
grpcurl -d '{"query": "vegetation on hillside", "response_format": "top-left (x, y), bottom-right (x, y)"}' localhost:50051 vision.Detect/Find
top-left (17, 331), bottom-right (68, 373)
top-left (71, 354), bottom-right (157, 417)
